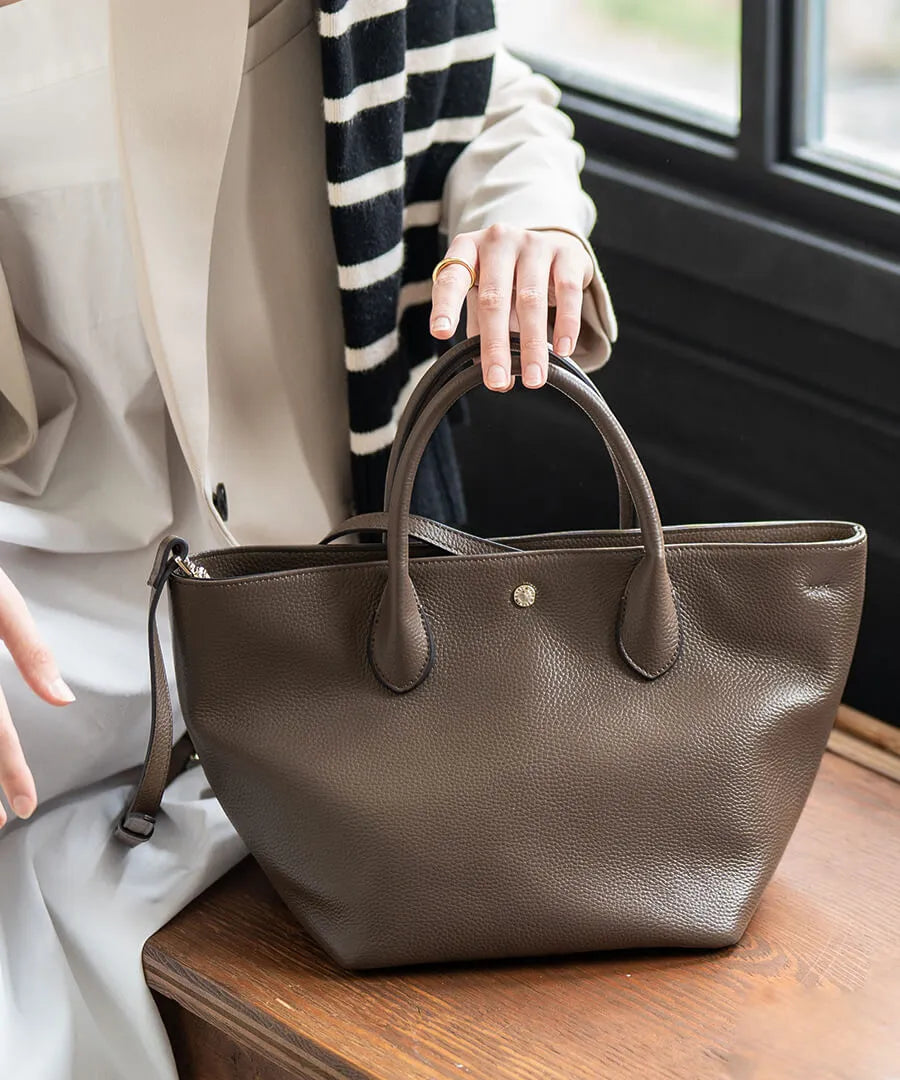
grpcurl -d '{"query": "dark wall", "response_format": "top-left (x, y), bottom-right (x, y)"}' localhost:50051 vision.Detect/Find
top-left (453, 228), bottom-right (898, 726)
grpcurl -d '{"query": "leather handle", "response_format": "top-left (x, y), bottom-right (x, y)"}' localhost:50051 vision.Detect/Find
top-left (320, 512), bottom-right (520, 556)
top-left (383, 334), bottom-right (637, 531)
top-left (368, 351), bottom-right (681, 693)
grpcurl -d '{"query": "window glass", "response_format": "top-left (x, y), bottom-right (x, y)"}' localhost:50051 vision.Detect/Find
top-left (495, 0), bottom-right (742, 130)
top-left (802, 0), bottom-right (900, 179)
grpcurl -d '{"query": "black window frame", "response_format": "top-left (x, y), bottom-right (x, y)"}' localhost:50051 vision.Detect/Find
top-left (512, 0), bottom-right (900, 257)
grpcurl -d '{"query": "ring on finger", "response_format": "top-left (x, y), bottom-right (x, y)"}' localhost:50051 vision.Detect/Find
top-left (432, 257), bottom-right (478, 291)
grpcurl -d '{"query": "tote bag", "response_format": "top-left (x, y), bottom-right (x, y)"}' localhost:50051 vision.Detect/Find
top-left (118, 336), bottom-right (866, 970)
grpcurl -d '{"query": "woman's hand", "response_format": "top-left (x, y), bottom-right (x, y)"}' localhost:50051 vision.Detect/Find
top-left (0, 567), bottom-right (75, 827)
top-left (430, 226), bottom-right (594, 392)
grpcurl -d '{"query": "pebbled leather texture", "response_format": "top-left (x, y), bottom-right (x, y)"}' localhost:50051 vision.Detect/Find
top-left (123, 337), bottom-right (867, 971)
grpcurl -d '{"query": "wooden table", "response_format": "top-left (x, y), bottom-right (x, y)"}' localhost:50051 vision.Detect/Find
top-left (145, 751), bottom-right (900, 1080)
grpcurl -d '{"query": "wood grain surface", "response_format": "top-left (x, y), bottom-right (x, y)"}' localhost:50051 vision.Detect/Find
top-left (835, 704), bottom-right (900, 756)
top-left (154, 994), bottom-right (302, 1080)
top-left (828, 728), bottom-right (900, 783)
top-left (830, 706), bottom-right (900, 783)
top-left (145, 751), bottom-right (900, 1080)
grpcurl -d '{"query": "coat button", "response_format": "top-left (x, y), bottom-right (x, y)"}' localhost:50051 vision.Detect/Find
top-left (212, 482), bottom-right (228, 521)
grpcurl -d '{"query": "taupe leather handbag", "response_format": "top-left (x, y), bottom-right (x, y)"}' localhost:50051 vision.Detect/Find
top-left (117, 336), bottom-right (866, 971)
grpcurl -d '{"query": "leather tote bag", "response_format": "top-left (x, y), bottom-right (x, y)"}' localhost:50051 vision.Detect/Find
top-left (117, 335), bottom-right (867, 971)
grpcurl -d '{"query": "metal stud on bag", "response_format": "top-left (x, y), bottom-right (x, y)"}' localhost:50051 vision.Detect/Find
top-left (512, 583), bottom-right (537, 607)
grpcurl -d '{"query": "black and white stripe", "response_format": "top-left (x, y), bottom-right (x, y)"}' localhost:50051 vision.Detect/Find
top-left (317, 0), bottom-right (496, 513)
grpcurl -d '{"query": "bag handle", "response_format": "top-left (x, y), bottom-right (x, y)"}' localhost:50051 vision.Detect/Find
top-left (383, 334), bottom-right (638, 531)
top-left (368, 349), bottom-right (681, 693)
top-left (320, 512), bottom-right (520, 556)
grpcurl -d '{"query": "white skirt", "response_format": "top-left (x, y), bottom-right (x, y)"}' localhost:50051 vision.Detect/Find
top-left (0, 768), bottom-right (246, 1079)
top-left (0, 409), bottom-right (248, 1080)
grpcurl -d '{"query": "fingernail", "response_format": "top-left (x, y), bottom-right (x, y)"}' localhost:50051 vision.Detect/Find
top-left (524, 363), bottom-right (543, 387)
top-left (432, 316), bottom-right (451, 333)
top-left (557, 336), bottom-right (573, 356)
top-left (48, 677), bottom-right (76, 703)
top-left (12, 796), bottom-right (35, 820)
top-left (487, 364), bottom-right (508, 388)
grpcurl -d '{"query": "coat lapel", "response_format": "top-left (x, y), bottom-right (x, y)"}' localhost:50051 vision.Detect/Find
top-left (108, 0), bottom-right (249, 538)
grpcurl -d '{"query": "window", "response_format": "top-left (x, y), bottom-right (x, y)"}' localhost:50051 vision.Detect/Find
top-left (495, 0), bottom-right (742, 130)
top-left (799, 0), bottom-right (900, 179)
top-left (498, 1), bottom-right (900, 254)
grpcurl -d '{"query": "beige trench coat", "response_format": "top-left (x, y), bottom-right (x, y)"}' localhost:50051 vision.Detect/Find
top-left (0, 0), bottom-right (617, 547)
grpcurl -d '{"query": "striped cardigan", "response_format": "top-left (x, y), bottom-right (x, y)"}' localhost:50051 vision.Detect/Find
top-left (318, 0), bottom-right (497, 516)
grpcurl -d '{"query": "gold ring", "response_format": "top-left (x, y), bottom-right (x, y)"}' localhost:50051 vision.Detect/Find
top-left (432, 257), bottom-right (477, 290)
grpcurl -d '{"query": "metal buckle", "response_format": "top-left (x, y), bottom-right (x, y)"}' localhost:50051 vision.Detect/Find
top-left (114, 812), bottom-right (156, 846)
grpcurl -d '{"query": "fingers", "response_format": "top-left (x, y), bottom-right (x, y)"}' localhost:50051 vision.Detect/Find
top-left (515, 236), bottom-right (553, 388)
top-left (467, 293), bottom-right (511, 392)
top-left (550, 246), bottom-right (587, 359)
top-left (465, 288), bottom-right (479, 340)
top-left (0, 683), bottom-right (37, 824)
top-left (476, 225), bottom-right (518, 392)
top-left (436, 227), bottom-right (594, 392)
top-left (0, 567), bottom-right (75, 705)
top-left (430, 234), bottom-right (479, 342)
top-left (0, 568), bottom-right (74, 826)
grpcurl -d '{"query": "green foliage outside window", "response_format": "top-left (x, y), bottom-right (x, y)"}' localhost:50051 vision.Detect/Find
top-left (589, 0), bottom-right (740, 57)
